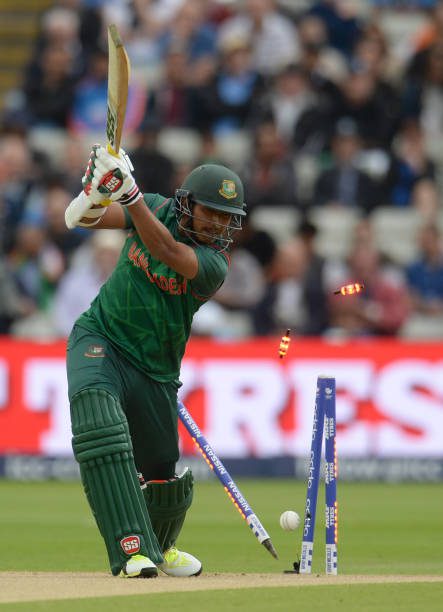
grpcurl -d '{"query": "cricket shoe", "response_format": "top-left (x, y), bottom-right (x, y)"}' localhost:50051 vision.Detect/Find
top-left (120, 554), bottom-right (158, 578)
top-left (158, 547), bottom-right (202, 577)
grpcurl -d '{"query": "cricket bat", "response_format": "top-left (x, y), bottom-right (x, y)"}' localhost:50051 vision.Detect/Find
top-left (106, 23), bottom-right (130, 157)
top-left (65, 24), bottom-right (130, 228)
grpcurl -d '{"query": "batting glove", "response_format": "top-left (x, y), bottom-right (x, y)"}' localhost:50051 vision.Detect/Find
top-left (65, 191), bottom-right (108, 228)
top-left (82, 144), bottom-right (105, 201)
top-left (65, 145), bottom-right (112, 229)
top-left (91, 145), bottom-right (141, 207)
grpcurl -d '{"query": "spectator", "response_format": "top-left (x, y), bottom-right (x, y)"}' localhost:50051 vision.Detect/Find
top-left (69, 45), bottom-right (146, 137)
top-left (352, 23), bottom-right (401, 87)
top-left (23, 44), bottom-right (77, 128)
top-left (0, 132), bottom-right (34, 254)
top-left (329, 241), bottom-right (410, 336)
top-left (58, 134), bottom-right (94, 194)
top-left (404, 40), bottom-right (443, 157)
top-left (255, 64), bottom-right (319, 146)
top-left (238, 214), bottom-right (276, 271)
top-left (252, 234), bottom-right (307, 334)
top-left (385, 118), bottom-right (436, 207)
top-left (44, 178), bottom-right (87, 262)
top-left (312, 117), bottom-right (380, 213)
top-left (132, 0), bottom-right (186, 41)
top-left (130, 117), bottom-right (175, 195)
top-left (218, 0), bottom-right (300, 77)
top-left (406, 224), bottom-right (443, 316)
top-left (296, 219), bottom-right (331, 335)
top-left (213, 247), bottom-right (266, 312)
top-left (0, 0), bottom-right (442, 341)
top-left (410, 177), bottom-right (440, 219)
top-left (297, 14), bottom-right (348, 87)
top-left (0, 258), bottom-right (35, 333)
top-left (241, 120), bottom-right (298, 210)
top-left (412, 0), bottom-right (443, 53)
top-left (157, 0), bottom-right (217, 85)
top-left (119, 0), bottom-right (181, 72)
top-left (32, 5), bottom-right (85, 78)
top-left (251, 219), bottom-right (332, 335)
top-left (193, 215), bottom-right (276, 337)
top-left (52, 230), bottom-right (126, 337)
top-left (192, 35), bottom-right (265, 134)
top-left (212, 217), bottom-right (273, 309)
top-left (7, 220), bottom-right (64, 312)
top-left (306, 0), bottom-right (363, 58)
top-left (330, 65), bottom-right (400, 149)
top-left (145, 45), bottom-right (201, 128)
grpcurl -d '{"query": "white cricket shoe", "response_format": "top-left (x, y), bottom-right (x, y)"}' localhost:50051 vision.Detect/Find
top-left (158, 547), bottom-right (202, 577)
top-left (120, 554), bottom-right (158, 578)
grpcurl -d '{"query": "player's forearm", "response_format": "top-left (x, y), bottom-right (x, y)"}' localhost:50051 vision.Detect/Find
top-left (127, 199), bottom-right (198, 279)
top-left (127, 198), bottom-right (176, 255)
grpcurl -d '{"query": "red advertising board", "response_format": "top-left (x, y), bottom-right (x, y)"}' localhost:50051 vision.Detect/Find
top-left (0, 337), bottom-right (442, 458)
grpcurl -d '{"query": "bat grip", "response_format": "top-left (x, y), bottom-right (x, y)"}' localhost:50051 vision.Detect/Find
top-left (107, 143), bottom-right (119, 156)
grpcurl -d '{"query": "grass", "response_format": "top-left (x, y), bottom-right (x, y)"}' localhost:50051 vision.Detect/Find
top-left (0, 479), bottom-right (442, 610)
top-left (2, 584), bottom-right (443, 612)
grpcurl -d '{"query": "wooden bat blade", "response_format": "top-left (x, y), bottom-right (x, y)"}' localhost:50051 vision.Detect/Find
top-left (106, 24), bottom-right (130, 155)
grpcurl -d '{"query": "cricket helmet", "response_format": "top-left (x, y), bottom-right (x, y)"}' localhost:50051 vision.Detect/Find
top-left (175, 164), bottom-right (246, 249)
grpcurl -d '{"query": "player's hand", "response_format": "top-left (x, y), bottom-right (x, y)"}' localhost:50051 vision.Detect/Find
top-left (64, 144), bottom-right (109, 229)
top-left (91, 145), bottom-right (141, 207)
top-left (82, 144), bottom-right (107, 205)
top-left (65, 191), bottom-right (108, 228)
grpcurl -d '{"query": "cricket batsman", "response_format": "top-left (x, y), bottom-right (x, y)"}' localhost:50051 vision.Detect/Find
top-left (64, 145), bottom-right (246, 577)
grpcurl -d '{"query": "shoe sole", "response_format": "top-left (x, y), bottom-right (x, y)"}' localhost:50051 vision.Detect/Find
top-left (139, 568), bottom-right (158, 578)
top-left (160, 565), bottom-right (203, 577)
top-left (120, 568), bottom-right (158, 578)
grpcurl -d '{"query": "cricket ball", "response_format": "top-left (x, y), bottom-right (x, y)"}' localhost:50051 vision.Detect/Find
top-left (279, 510), bottom-right (301, 531)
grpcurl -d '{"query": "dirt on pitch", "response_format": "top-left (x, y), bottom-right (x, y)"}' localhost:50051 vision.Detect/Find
top-left (1, 572), bottom-right (442, 604)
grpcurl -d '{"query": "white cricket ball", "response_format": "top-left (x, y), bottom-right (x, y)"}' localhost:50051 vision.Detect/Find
top-left (279, 510), bottom-right (301, 531)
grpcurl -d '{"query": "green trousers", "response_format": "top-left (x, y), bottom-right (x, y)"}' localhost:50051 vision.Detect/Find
top-left (67, 325), bottom-right (180, 480)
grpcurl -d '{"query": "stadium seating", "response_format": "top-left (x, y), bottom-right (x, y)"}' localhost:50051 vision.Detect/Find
top-left (371, 207), bottom-right (422, 265)
top-left (308, 207), bottom-right (360, 260)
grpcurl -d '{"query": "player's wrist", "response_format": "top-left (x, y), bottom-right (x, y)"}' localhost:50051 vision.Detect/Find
top-left (117, 184), bottom-right (141, 206)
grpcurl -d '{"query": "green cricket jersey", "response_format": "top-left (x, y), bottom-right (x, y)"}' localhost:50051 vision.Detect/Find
top-left (76, 194), bottom-right (230, 382)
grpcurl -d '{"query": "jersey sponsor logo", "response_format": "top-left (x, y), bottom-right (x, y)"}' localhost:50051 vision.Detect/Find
top-left (218, 179), bottom-right (237, 199)
top-left (84, 345), bottom-right (106, 358)
top-left (127, 241), bottom-right (188, 295)
top-left (120, 535), bottom-right (141, 555)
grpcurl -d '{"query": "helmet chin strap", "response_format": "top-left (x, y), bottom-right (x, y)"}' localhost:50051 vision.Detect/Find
top-left (175, 192), bottom-right (240, 251)
top-left (178, 212), bottom-right (232, 249)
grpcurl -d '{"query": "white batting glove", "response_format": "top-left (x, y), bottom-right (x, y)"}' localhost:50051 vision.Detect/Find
top-left (91, 145), bottom-right (141, 207)
top-left (65, 144), bottom-right (111, 229)
top-left (82, 144), bottom-right (106, 203)
top-left (65, 191), bottom-right (107, 228)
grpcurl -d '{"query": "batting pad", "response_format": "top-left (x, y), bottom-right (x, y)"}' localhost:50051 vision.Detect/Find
top-left (71, 388), bottom-right (163, 574)
top-left (143, 468), bottom-right (194, 552)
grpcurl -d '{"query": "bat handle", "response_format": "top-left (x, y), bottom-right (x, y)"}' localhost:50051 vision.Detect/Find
top-left (107, 143), bottom-right (119, 156)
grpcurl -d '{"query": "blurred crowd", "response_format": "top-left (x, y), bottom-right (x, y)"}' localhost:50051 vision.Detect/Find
top-left (1, 0), bottom-right (443, 340)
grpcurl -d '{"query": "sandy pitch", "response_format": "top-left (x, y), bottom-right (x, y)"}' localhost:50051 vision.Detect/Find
top-left (0, 572), bottom-right (442, 603)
